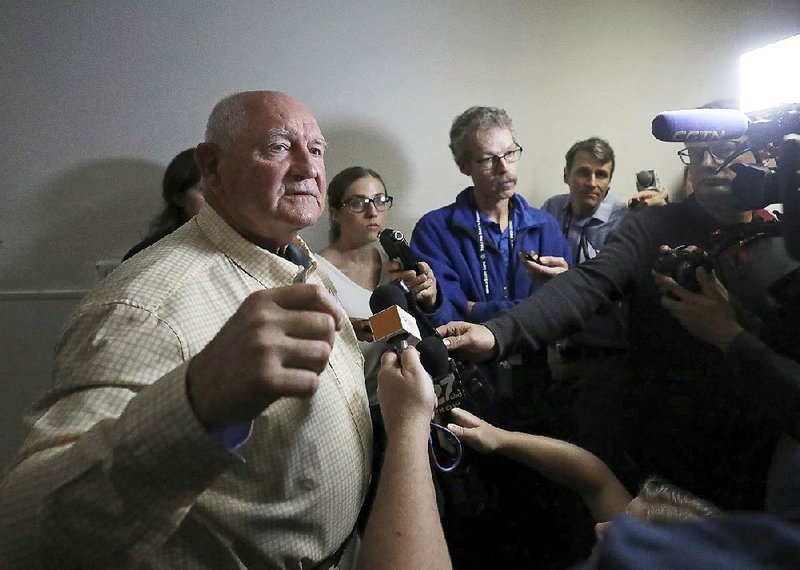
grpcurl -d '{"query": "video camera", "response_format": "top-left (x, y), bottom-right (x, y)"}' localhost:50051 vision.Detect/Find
top-left (651, 34), bottom-right (800, 262)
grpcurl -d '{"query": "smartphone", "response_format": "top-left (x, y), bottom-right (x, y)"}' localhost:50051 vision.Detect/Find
top-left (523, 250), bottom-right (543, 264)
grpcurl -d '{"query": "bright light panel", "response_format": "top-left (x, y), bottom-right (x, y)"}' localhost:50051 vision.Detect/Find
top-left (740, 34), bottom-right (800, 113)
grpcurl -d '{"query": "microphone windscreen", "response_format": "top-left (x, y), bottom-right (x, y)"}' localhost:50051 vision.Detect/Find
top-left (369, 283), bottom-right (408, 313)
top-left (369, 305), bottom-right (422, 344)
top-left (652, 109), bottom-right (749, 142)
top-left (417, 336), bottom-right (450, 378)
top-left (636, 170), bottom-right (655, 188)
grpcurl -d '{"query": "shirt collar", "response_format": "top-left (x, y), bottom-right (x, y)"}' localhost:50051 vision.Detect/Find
top-left (565, 189), bottom-right (616, 224)
top-left (196, 204), bottom-right (313, 286)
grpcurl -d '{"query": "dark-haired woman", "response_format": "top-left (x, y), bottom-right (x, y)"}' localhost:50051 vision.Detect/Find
top-left (317, 166), bottom-right (436, 405)
top-left (123, 148), bottom-right (206, 260)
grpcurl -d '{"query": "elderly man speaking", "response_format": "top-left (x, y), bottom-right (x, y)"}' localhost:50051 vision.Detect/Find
top-left (0, 91), bottom-right (372, 569)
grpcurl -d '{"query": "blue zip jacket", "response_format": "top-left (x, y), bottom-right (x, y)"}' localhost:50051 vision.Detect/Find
top-left (410, 187), bottom-right (571, 326)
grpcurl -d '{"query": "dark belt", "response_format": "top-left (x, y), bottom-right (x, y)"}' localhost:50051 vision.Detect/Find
top-left (555, 343), bottom-right (627, 361)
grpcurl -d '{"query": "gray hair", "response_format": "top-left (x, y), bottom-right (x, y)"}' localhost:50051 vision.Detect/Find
top-left (205, 92), bottom-right (250, 150)
top-left (449, 106), bottom-right (514, 167)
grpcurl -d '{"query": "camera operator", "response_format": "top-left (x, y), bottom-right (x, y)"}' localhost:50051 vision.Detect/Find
top-left (440, 132), bottom-right (791, 513)
top-left (654, 247), bottom-right (800, 512)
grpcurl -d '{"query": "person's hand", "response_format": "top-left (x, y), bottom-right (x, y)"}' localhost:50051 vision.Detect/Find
top-left (377, 347), bottom-right (436, 437)
top-left (520, 251), bottom-right (568, 284)
top-left (653, 249), bottom-right (743, 352)
top-left (350, 317), bottom-right (374, 342)
top-left (384, 260), bottom-right (438, 311)
top-left (186, 284), bottom-right (343, 430)
top-left (435, 321), bottom-right (497, 362)
top-left (446, 408), bottom-right (503, 454)
top-left (629, 189), bottom-right (669, 210)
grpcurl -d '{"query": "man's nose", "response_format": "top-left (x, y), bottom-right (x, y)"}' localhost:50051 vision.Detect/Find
top-left (290, 147), bottom-right (319, 179)
top-left (699, 148), bottom-right (716, 167)
top-left (493, 157), bottom-right (509, 174)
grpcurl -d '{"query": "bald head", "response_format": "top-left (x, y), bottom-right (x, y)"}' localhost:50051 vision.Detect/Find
top-left (206, 91), bottom-right (312, 151)
top-left (195, 91), bottom-right (327, 251)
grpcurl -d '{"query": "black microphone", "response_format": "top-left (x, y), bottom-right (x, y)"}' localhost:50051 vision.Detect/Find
top-left (370, 283), bottom-right (494, 413)
top-left (652, 108), bottom-right (750, 142)
top-left (369, 281), bottom-right (409, 314)
top-left (379, 228), bottom-right (420, 273)
top-left (417, 336), bottom-right (464, 413)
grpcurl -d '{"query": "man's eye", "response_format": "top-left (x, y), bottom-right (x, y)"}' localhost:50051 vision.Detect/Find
top-left (269, 143), bottom-right (290, 153)
top-left (309, 147), bottom-right (324, 157)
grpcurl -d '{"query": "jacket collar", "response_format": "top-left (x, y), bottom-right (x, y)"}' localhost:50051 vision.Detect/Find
top-left (450, 187), bottom-right (547, 234)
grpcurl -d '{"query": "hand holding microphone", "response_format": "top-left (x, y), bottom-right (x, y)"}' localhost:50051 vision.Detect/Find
top-left (371, 282), bottom-right (468, 470)
top-left (369, 282), bottom-right (460, 409)
top-left (380, 227), bottom-right (438, 310)
top-left (377, 348), bottom-right (437, 437)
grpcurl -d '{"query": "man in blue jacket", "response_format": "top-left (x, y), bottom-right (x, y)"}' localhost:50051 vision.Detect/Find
top-left (410, 105), bottom-right (571, 327)
top-left (409, 106), bottom-right (589, 569)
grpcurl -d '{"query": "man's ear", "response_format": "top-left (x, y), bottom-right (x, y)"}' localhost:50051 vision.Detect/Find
top-left (194, 143), bottom-right (221, 185)
top-left (563, 167), bottom-right (569, 185)
top-left (457, 159), bottom-right (472, 177)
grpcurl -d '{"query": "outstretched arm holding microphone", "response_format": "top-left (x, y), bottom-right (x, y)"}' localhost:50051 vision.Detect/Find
top-left (357, 347), bottom-right (452, 570)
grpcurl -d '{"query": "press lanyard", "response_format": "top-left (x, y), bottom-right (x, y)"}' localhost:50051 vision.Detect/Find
top-left (474, 206), bottom-right (514, 297)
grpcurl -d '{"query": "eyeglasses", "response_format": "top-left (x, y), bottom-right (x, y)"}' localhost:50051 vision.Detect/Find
top-left (677, 141), bottom-right (741, 165)
top-left (339, 194), bottom-right (394, 213)
top-left (469, 144), bottom-right (523, 171)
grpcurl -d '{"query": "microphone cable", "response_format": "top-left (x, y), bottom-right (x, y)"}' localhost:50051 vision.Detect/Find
top-left (429, 421), bottom-right (462, 472)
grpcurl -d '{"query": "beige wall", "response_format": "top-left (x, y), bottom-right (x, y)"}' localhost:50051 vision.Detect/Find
top-left (1, 0), bottom-right (798, 465)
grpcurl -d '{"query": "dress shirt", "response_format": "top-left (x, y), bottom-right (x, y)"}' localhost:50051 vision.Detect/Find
top-left (541, 190), bottom-right (629, 350)
top-left (0, 205), bottom-right (372, 569)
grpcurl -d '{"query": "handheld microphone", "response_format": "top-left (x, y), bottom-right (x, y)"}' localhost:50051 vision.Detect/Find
top-left (393, 279), bottom-right (440, 338)
top-left (417, 336), bottom-right (464, 412)
top-left (368, 284), bottom-right (422, 351)
top-left (370, 283), bottom-right (494, 414)
top-left (652, 108), bottom-right (750, 142)
top-left (370, 285), bottom-right (464, 471)
top-left (379, 228), bottom-right (419, 273)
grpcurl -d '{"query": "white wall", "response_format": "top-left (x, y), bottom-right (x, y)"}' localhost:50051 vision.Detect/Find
top-left (1, 0), bottom-right (798, 465)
